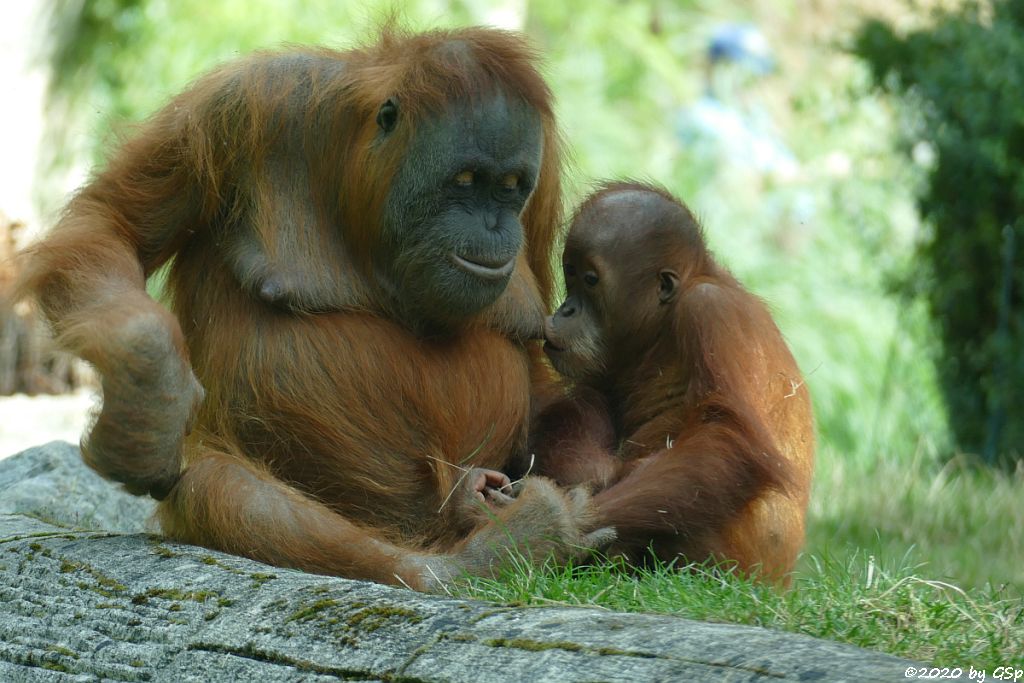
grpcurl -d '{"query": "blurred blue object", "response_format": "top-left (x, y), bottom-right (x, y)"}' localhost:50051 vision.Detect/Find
top-left (674, 23), bottom-right (796, 178)
top-left (708, 24), bottom-right (774, 74)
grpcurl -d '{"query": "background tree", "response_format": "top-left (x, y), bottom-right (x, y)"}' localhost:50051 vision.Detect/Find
top-left (856, 0), bottom-right (1024, 466)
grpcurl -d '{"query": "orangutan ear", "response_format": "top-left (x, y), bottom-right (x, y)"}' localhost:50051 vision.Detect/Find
top-left (376, 98), bottom-right (399, 134)
top-left (658, 269), bottom-right (680, 304)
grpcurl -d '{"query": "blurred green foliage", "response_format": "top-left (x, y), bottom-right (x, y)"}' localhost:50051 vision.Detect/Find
top-left (855, 0), bottom-right (1024, 466)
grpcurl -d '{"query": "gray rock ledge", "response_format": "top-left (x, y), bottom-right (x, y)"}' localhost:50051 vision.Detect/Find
top-left (0, 442), bottom-right (924, 682)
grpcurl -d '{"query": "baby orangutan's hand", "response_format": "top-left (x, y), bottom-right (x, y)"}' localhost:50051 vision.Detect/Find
top-left (445, 467), bottom-right (519, 532)
top-left (467, 468), bottom-right (516, 509)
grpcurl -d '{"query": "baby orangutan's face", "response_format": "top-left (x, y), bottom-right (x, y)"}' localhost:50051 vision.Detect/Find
top-left (543, 206), bottom-right (619, 381)
top-left (543, 273), bottom-right (607, 381)
top-left (544, 190), bottom-right (682, 382)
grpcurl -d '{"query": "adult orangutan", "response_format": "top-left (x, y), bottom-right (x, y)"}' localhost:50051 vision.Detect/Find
top-left (531, 182), bottom-right (815, 582)
top-left (16, 28), bottom-right (609, 592)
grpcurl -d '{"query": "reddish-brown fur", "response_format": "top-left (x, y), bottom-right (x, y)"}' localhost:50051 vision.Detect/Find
top-left (16, 28), bottom-right (605, 591)
top-left (532, 182), bottom-right (815, 582)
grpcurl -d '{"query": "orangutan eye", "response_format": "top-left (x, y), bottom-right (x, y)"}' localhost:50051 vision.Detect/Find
top-left (563, 263), bottom-right (577, 278)
top-left (500, 173), bottom-right (519, 191)
top-left (454, 170), bottom-right (474, 187)
top-left (584, 272), bottom-right (599, 287)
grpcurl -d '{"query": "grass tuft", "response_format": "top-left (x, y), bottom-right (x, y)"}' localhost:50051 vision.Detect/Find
top-left (452, 548), bottom-right (1023, 668)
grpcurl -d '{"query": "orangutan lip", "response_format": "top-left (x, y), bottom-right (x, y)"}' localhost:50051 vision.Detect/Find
top-left (543, 339), bottom-right (564, 354)
top-left (451, 253), bottom-right (515, 280)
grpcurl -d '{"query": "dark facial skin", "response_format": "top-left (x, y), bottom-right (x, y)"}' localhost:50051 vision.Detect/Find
top-left (379, 93), bottom-right (543, 332)
top-left (544, 189), bottom-right (684, 380)
top-left (543, 271), bottom-right (608, 380)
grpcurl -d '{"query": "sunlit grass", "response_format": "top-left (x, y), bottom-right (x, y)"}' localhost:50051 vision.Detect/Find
top-left (451, 446), bottom-right (1023, 666)
top-left (452, 542), bottom-right (1023, 668)
top-left (806, 447), bottom-right (1024, 595)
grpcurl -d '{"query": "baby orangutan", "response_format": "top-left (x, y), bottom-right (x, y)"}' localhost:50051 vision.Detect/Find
top-left (530, 182), bottom-right (815, 582)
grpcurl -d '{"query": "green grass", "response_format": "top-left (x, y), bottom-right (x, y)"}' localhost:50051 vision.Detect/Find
top-left (449, 446), bottom-right (1023, 667)
top-left (452, 541), bottom-right (1023, 668)
top-left (806, 449), bottom-right (1024, 596)
top-left (449, 448), bottom-right (1023, 667)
